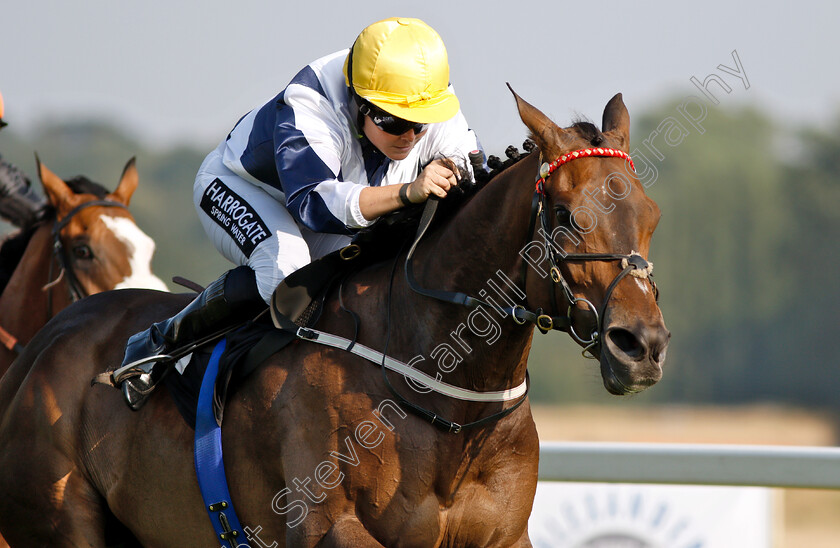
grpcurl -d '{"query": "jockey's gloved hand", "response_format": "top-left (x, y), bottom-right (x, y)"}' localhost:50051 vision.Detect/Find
top-left (405, 158), bottom-right (461, 203)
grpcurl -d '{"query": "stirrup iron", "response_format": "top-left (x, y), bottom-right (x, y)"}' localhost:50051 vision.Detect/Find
top-left (111, 353), bottom-right (173, 385)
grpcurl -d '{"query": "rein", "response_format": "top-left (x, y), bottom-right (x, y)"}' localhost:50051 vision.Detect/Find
top-left (388, 147), bottom-right (657, 431)
top-left (404, 197), bottom-right (566, 331)
top-left (385, 244), bottom-right (528, 434)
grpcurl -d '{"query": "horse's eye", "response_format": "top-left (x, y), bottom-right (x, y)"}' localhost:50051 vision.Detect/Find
top-left (73, 245), bottom-right (94, 260)
top-left (554, 205), bottom-right (572, 226)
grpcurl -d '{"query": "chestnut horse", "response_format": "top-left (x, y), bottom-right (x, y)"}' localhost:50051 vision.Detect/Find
top-left (0, 91), bottom-right (668, 547)
top-left (0, 158), bottom-right (168, 376)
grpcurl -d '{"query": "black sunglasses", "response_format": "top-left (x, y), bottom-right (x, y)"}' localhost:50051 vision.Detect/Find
top-left (359, 101), bottom-right (428, 136)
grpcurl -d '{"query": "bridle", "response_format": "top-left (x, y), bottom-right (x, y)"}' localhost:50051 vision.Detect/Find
top-left (406, 147), bottom-right (657, 356)
top-left (528, 147), bottom-right (658, 357)
top-left (45, 199), bottom-right (130, 314)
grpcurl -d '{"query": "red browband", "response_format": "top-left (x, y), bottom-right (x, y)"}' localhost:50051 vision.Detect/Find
top-left (537, 147), bottom-right (635, 187)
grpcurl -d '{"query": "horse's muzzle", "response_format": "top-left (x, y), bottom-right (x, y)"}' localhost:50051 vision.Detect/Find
top-left (599, 321), bottom-right (670, 395)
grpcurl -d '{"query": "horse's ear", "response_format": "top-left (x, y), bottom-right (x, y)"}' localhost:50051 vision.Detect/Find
top-left (110, 157), bottom-right (138, 206)
top-left (507, 83), bottom-right (563, 154)
top-left (36, 154), bottom-right (75, 209)
top-left (602, 93), bottom-right (630, 152)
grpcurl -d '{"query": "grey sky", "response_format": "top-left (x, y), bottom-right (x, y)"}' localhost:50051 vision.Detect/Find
top-left (2, 0), bottom-right (838, 153)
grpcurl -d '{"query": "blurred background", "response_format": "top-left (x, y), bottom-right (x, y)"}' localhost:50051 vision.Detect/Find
top-left (2, 1), bottom-right (839, 545)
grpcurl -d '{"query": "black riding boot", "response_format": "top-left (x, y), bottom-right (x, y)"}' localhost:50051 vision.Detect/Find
top-left (113, 266), bottom-right (264, 410)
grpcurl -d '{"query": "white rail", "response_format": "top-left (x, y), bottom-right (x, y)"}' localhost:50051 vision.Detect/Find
top-left (538, 441), bottom-right (840, 489)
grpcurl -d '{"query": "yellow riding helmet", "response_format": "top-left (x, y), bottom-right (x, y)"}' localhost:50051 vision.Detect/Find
top-left (344, 17), bottom-right (460, 124)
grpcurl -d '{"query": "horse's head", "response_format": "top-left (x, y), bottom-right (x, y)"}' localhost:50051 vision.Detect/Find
top-left (36, 157), bottom-right (168, 297)
top-left (511, 89), bottom-right (669, 395)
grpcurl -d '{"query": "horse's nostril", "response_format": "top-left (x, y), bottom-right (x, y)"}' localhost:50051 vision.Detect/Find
top-left (651, 348), bottom-right (661, 363)
top-left (608, 328), bottom-right (643, 359)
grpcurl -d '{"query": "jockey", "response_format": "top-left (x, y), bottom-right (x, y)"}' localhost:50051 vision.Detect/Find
top-left (116, 17), bottom-right (483, 408)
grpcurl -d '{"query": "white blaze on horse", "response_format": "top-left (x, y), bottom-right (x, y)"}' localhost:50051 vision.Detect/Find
top-left (98, 214), bottom-right (165, 290)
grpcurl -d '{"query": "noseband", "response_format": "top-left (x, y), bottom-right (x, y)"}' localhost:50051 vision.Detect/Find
top-left (529, 147), bottom-right (658, 357)
top-left (46, 199), bottom-right (130, 312)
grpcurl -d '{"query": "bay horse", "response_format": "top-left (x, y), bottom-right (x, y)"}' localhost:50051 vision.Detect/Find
top-left (0, 91), bottom-right (668, 547)
top-left (0, 157), bottom-right (168, 376)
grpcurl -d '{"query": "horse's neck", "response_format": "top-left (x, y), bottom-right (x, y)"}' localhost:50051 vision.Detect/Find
top-left (0, 222), bottom-right (68, 343)
top-left (389, 157), bottom-right (539, 392)
top-left (431, 157), bottom-right (538, 284)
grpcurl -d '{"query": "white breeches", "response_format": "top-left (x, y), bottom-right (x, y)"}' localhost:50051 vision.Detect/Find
top-left (193, 143), bottom-right (351, 303)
